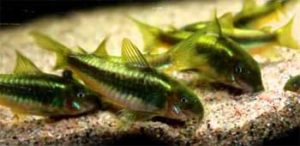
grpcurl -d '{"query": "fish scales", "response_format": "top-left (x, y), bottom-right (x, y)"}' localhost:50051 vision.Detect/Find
top-left (67, 55), bottom-right (170, 111)
top-left (0, 51), bottom-right (101, 117)
top-left (0, 75), bottom-right (68, 109)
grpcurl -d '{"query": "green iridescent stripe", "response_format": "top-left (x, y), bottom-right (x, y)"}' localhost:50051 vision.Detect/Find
top-left (0, 75), bottom-right (67, 108)
top-left (67, 55), bottom-right (169, 108)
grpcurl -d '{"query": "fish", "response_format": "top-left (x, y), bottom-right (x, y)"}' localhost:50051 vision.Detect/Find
top-left (234, 0), bottom-right (297, 28)
top-left (284, 75), bottom-right (300, 93)
top-left (0, 51), bottom-right (101, 118)
top-left (135, 15), bottom-right (299, 61)
top-left (180, 13), bottom-right (299, 51)
top-left (181, 0), bottom-right (297, 29)
top-left (31, 32), bottom-right (204, 121)
top-left (131, 17), bottom-right (264, 92)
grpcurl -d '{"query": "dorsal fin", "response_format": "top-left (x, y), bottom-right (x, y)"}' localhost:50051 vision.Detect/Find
top-left (241, 0), bottom-right (257, 13)
top-left (14, 50), bottom-right (43, 75)
top-left (93, 37), bottom-right (109, 57)
top-left (207, 9), bottom-right (223, 37)
top-left (121, 38), bottom-right (151, 69)
top-left (215, 16), bottom-right (223, 37)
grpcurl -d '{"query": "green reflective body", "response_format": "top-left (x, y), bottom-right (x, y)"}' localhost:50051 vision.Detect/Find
top-left (284, 75), bottom-right (300, 93)
top-left (222, 28), bottom-right (276, 49)
top-left (234, 0), bottom-right (294, 27)
top-left (146, 33), bottom-right (264, 92)
top-left (64, 53), bottom-right (203, 120)
top-left (67, 54), bottom-right (170, 111)
top-left (172, 28), bottom-right (277, 49)
top-left (97, 32), bottom-right (264, 92)
top-left (108, 54), bottom-right (170, 69)
top-left (180, 21), bottom-right (208, 32)
top-left (93, 29), bottom-right (264, 92)
top-left (0, 73), bottom-right (99, 117)
top-left (31, 32), bottom-right (205, 121)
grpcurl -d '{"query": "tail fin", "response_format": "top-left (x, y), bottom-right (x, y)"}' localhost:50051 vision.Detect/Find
top-left (241, 0), bottom-right (257, 14)
top-left (247, 42), bottom-right (281, 62)
top-left (219, 12), bottom-right (234, 30)
top-left (129, 17), bottom-right (163, 53)
top-left (276, 17), bottom-right (300, 49)
top-left (240, 0), bottom-right (297, 28)
top-left (30, 31), bottom-right (70, 69)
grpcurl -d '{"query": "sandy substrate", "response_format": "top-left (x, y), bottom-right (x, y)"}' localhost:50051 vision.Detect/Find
top-left (0, 0), bottom-right (299, 145)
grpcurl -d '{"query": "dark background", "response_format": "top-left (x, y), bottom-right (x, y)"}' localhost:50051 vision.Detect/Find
top-left (0, 0), bottom-right (161, 26)
top-left (0, 0), bottom-right (299, 145)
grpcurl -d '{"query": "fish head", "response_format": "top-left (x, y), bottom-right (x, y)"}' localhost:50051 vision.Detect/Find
top-left (66, 83), bottom-right (100, 114)
top-left (166, 84), bottom-right (204, 121)
top-left (284, 75), bottom-right (300, 93)
top-left (62, 70), bottom-right (100, 114)
top-left (232, 59), bottom-right (264, 93)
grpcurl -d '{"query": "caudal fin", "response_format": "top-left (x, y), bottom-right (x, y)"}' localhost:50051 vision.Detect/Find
top-left (30, 31), bottom-right (70, 69)
top-left (276, 17), bottom-right (300, 49)
top-left (129, 17), bottom-right (163, 53)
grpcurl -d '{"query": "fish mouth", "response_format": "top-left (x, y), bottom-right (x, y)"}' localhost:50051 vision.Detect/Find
top-left (166, 109), bottom-right (202, 121)
top-left (167, 110), bottom-right (188, 121)
top-left (236, 79), bottom-right (264, 93)
top-left (165, 105), bottom-right (192, 121)
top-left (182, 110), bottom-right (203, 121)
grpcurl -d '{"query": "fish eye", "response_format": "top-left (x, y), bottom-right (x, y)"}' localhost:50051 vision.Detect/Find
top-left (62, 70), bottom-right (73, 79)
top-left (234, 63), bottom-right (244, 74)
top-left (293, 83), bottom-right (298, 88)
top-left (77, 91), bottom-right (85, 98)
top-left (235, 63), bottom-right (250, 75)
top-left (181, 97), bottom-right (188, 103)
top-left (235, 66), bottom-right (242, 73)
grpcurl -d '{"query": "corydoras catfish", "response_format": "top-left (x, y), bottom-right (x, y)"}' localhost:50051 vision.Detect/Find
top-left (284, 75), bottom-right (300, 93)
top-left (0, 51), bottom-right (100, 118)
top-left (233, 0), bottom-right (297, 28)
top-left (31, 32), bottom-right (204, 122)
top-left (180, 13), bottom-right (299, 52)
top-left (132, 18), bottom-right (264, 92)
